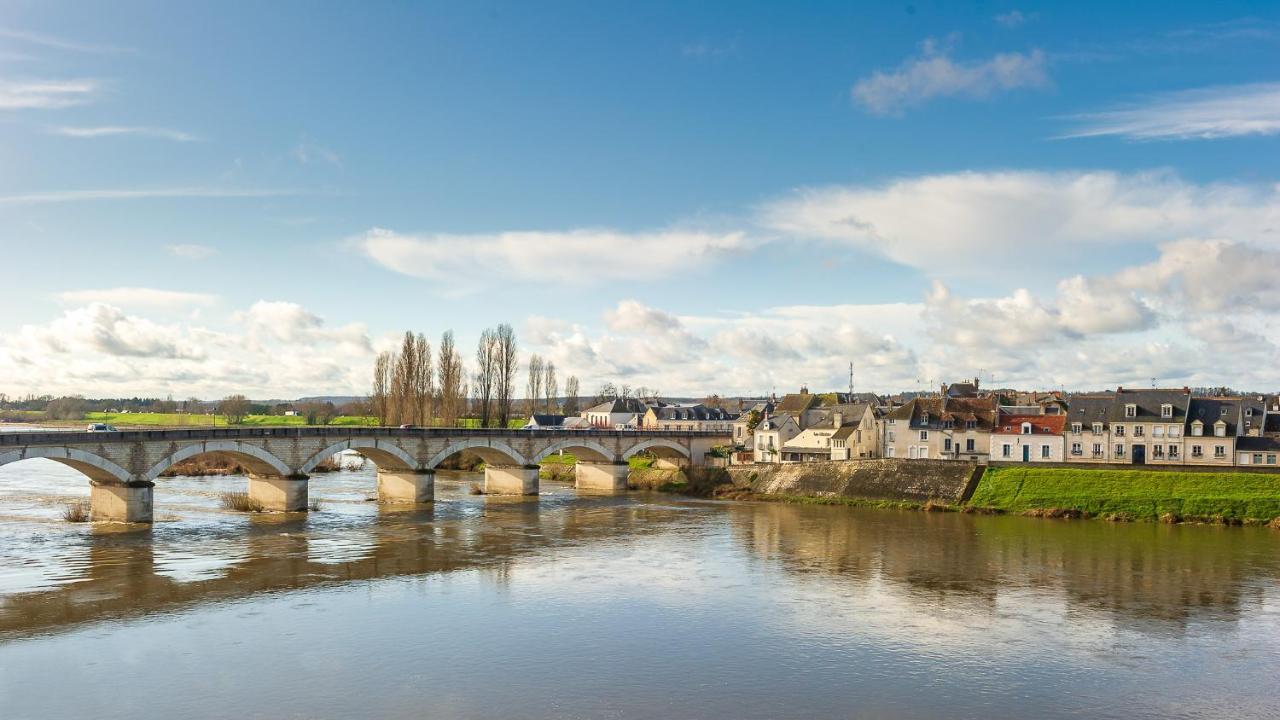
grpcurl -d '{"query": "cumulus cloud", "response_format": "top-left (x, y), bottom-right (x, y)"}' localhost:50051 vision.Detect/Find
top-left (758, 170), bottom-right (1280, 275)
top-left (1062, 83), bottom-right (1280, 140)
top-left (851, 39), bottom-right (1048, 114)
top-left (0, 78), bottom-right (96, 109)
top-left (57, 287), bottom-right (217, 309)
top-left (358, 227), bottom-right (749, 289)
top-left (0, 301), bottom-right (375, 398)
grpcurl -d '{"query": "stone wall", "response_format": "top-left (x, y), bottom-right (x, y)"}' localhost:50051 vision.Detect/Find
top-left (727, 459), bottom-right (981, 504)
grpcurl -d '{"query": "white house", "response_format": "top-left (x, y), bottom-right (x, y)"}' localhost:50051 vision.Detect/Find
top-left (990, 413), bottom-right (1066, 463)
top-left (753, 413), bottom-right (800, 463)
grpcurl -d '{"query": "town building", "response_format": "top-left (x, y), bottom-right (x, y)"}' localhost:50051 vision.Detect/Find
top-left (991, 413), bottom-right (1066, 462)
top-left (753, 412), bottom-right (800, 463)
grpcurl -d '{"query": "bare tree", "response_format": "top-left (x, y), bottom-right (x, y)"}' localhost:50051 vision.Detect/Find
top-left (494, 323), bottom-right (518, 428)
top-left (437, 330), bottom-right (464, 427)
top-left (543, 361), bottom-right (558, 414)
top-left (526, 354), bottom-right (544, 415)
top-left (413, 333), bottom-right (433, 425)
top-left (474, 328), bottom-right (497, 427)
top-left (219, 394), bottom-right (251, 425)
top-left (593, 382), bottom-right (618, 405)
top-left (563, 375), bottom-right (580, 416)
top-left (298, 400), bottom-right (337, 425)
top-left (372, 351), bottom-right (393, 425)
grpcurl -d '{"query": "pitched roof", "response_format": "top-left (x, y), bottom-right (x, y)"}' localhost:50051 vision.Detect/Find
top-left (650, 404), bottom-right (735, 421)
top-left (994, 414), bottom-right (1066, 435)
top-left (1237, 436), bottom-right (1280, 452)
top-left (1066, 394), bottom-right (1112, 425)
top-left (526, 414), bottom-right (566, 426)
top-left (1187, 397), bottom-right (1240, 436)
top-left (776, 393), bottom-right (820, 414)
top-left (831, 425), bottom-right (858, 441)
top-left (1108, 388), bottom-right (1191, 423)
top-left (584, 398), bottom-right (649, 414)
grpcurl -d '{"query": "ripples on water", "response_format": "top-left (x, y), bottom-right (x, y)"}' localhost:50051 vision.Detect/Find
top-left (0, 453), bottom-right (1278, 719)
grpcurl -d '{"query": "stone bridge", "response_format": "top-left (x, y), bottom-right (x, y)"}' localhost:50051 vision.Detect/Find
top-left (0, 427), bottom-right (728, 523)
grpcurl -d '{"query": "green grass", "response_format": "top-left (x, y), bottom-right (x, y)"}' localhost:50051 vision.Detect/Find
top-left (968, 466), bottom-right (1280, 522)
top-left (81, 412), bottom-right (380, 427)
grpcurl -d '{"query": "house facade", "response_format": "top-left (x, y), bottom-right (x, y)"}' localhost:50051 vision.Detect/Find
top-left (991, 413), bottom-right (1066, 463)
top-left (641, 403), bottom-right (736, 433)
top-left (882, 394), bottom-right (996, 461)
top-left (582, 398), bottom-right (650, 428)
top-left (753, 413), bottom-right (800, 463)
top-left (1107, 388), bottom-right (1191, 465)
top-left (1064, 395), bottom-right (1113, 462)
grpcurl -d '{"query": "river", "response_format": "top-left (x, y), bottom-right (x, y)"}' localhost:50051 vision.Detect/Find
top-left (0, 452), bottom-right (1278, 719)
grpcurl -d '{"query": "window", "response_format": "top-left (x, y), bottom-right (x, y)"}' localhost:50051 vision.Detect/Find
top-left (1192, 423), bottom-right (1203, 436)
top-left (1153, 426), bottom-right (1165, 437)
top-left (919, 430), bottom-right (928, 441)
top-left (1092, 443), bottom-right (1103, 456)
top-left (1021, 422), bottom-right (1032, 435)
top-left (1125, 404), bottom-right (1137, 418)
top-left (1114, 425), bottom-right (1126, 437)
top-left (944, 438), bottom-right (952, 452)
top-left (966, 420), bottom-right (976, 430)
top-left (1133, 425), bottom-right (1145, 437)
top-left (1071, 442), bottom-right (1082, 455)
top-left (1153, 445), bottom-right (1164, 459)
top-left (1071, 423), bottom-right (1082, 434)
top-left (1168, 445), bottom-right (1179, 459)
top-left (1169, 426), bottom-right (1181, 438)
top-left (1253, 453), bottom-right (1264, 465)
top-left (1092, 423), bottom-right (1103, 434)
top-left (1214, 445), bottom-right (1225, 458)
top-left (1191, 445), bottom-right (1202, 457)
top-left (1215, 424), bottom-right (1226, 437)
top-left (1161, 403), bottom-right (1173, 419)
top-left (1269, 454), bottom-right (1278, 465)
top-left (1115, 444), bottom-right (1125, 457)
top-left (942, 420), bottom-right (953, 429)
top-left (921, 413), bottom-right (929, 424)
top-left (1246, 408), bottom-right (1254, 417)
top-left (888, 431), bottom-right (895, 442)
top-left (1002, 444), bottom-right (1012, 458)
top-left (1041, 445), bottom-right (1051, 459)
top-left (966, 438), bottom-right (975, 452)
top-left (887, 447), bottom-right (895, 458)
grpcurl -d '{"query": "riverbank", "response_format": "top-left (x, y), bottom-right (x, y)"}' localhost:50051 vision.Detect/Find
top-left (663, 461), bottom-right (1280, 528)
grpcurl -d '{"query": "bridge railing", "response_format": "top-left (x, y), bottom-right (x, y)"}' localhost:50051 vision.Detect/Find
top-left (0, 426), bottom-right (731, 447)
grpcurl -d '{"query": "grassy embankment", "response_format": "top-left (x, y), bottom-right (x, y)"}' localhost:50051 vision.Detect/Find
top-left (658, 464), bottom-right (1280, 526)
top-left (538, 453), bottom-right (655, 480)
top-left (967, 466), bottom-right (1280, 524)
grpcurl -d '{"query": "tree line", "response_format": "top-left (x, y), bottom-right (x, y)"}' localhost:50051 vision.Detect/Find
top-left (370, 325), bottom-right (581, 428)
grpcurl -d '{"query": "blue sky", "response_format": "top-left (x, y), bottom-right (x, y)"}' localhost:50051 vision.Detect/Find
top-left (2, 2), bottom-right (1280, 398)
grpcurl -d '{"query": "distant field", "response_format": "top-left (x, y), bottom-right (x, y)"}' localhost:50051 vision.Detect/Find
top-left (969, 466), bottom-right (1280, 522)
top-left (73, 412), bottom-right (519, 429)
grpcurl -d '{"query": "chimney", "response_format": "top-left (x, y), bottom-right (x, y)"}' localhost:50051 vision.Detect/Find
top-left (833, 411), bottom-right (843, 428)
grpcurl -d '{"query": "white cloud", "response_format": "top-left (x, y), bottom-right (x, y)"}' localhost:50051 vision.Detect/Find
top-left (57, 287), bottom-right (217, 309)
top-left (0, 301), bottom-right (375, 398)
top-left (1062, 83), bottom-right (1280, 140)
top-left (758, 170), bottom-right (1280, 275)
top-left (358, 227), bottom-right (749, 289)
top-left (0, 28), bottom-right (133, 54)
top-left (994, 11), bottom-right (1030, 29)
top-left (851, 39), bottom-right (1048, 114)
top-left (292, 141), bottom-right (343, 168)
top-left (0, 78), bottom-right (96, 109)
top-left (52, 126), bottom-right (202, 142)
top-left (0, 187), bottom-right (296, 205)
top-left (166, 244), bottom-right (218, 260)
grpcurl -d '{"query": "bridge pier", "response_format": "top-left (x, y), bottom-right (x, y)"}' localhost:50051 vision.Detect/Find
top-left (377, 469), bottom-right (435, 504)
top-left (90, 482), bottom-right (154, 523)
top-left (248, 475), bottom-right (309, 512)
top-left (484, 465), bottom-right (539, 495)
top-left (575, 462), bottom-right (630, 494)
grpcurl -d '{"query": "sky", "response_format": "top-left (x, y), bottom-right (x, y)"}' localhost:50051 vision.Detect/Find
top-left (2, 1), bottom-right (1280, 399)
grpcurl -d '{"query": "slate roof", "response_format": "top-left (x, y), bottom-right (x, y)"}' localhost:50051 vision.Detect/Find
top-left (1108, 388), bottom-right (1191, 423)
top-left (1187, 397), bottom-right (1241, 436)
top-left (776, 393), bottom-right (820, 414)
top-left (1066, 395), bottom-right (1113, 427)
top-left (525, 414), bottom-right (567, 427)
top-left (584, 398), bottom-right (650, 414)
top-left (1237, 436), bottom-right (1280, 452)
top-left (650, 404), bottom-right (735, 421)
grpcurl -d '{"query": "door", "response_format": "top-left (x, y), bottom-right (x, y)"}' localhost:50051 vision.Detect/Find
top-left (1021, 444), bottom-right (1030, 462)
top-left (1132, 445), bottom-right (1146, 465)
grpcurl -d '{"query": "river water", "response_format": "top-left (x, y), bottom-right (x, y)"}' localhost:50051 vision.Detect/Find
top-left (0, 452), bottom-right (1278, 719)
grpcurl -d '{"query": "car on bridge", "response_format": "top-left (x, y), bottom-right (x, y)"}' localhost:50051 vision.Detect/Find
top-left (86, 423), bottom-right (119, 432)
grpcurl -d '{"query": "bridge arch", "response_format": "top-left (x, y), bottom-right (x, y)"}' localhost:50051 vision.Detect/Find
top-left (622, 438), bottom-right (691, 461)
top-left (299, 439), bottom-right (417, 474)
top-left (427, 439), bottom-right (527, 469)
top-left (142, 440), bottom-right (294, 482)
top-left (0, 447), bottom-right (132, 484)
top-left (531, 439), bottom-right (618, 464)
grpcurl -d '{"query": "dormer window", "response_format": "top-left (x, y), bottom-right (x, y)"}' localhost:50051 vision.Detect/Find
top-left (1245, 408), bottom-right (1253, 417)
top-left (1021, 422), bottom-right (1032, 435)
top-left (1092, 423), bottom-right (1103, 434)
top-left (1191, 421), bottom-right (1203, 437)
top-left (942, 420), bottom-right (953, 429)
top-left (921, 412), bottom-right (930, 424)
top-left (1215, 422), bottom-right (1226, 438)
top-left (1071, 423), bottom-right (1082, 434)
top-left (966, 420), bottom-right (976, 430)
top-left (1125, 404), bottom-right (1137, 418)
top-left (1161, 404), bottom-right (1173, 419)
top-left (1221, 407), bottom-right (1229, 417)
